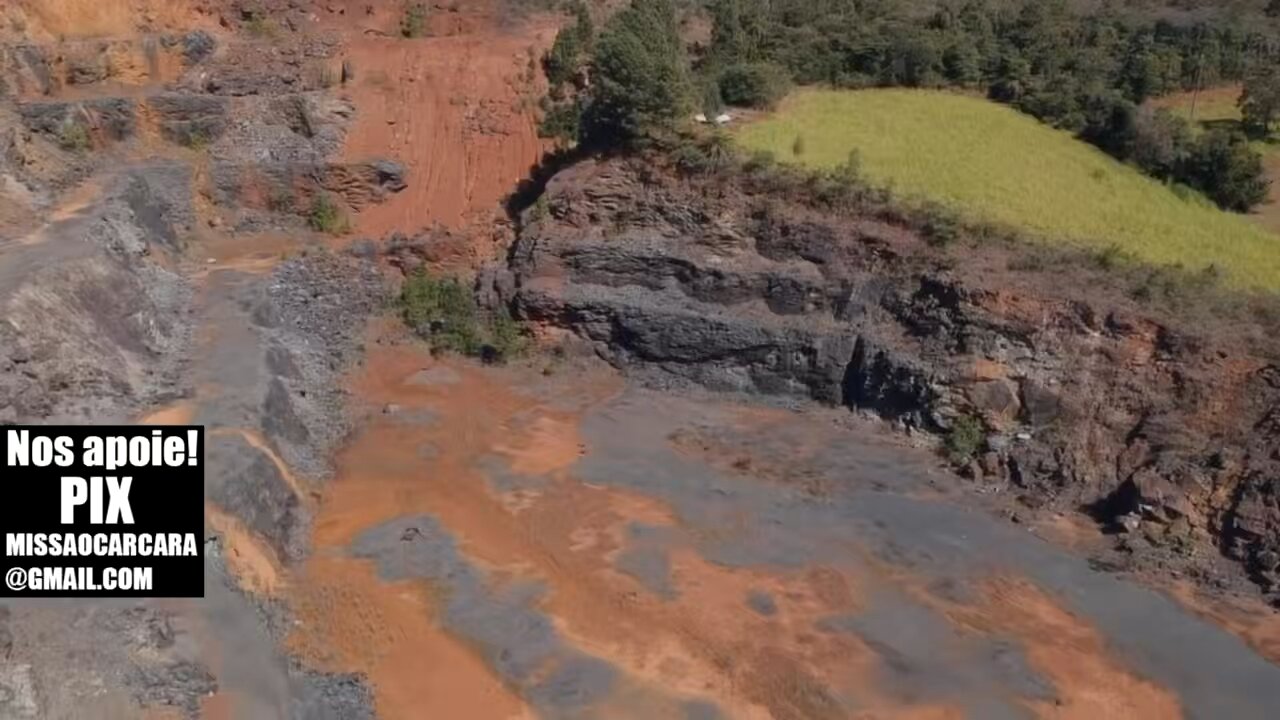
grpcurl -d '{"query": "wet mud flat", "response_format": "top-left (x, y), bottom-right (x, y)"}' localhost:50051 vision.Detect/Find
top-left (288, 339), bottom-right (1280, 720)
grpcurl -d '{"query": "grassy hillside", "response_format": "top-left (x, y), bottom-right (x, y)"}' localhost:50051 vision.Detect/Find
top-left (736, 89), bottom-right (1280, 291)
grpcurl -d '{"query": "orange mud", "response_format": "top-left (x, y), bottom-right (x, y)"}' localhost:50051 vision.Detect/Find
top-left (209, 426), bottom-right (312, 502)
top-left (137, 400), bottom-right (195, 425)
top-left (49, 174), bottom-right (110, 223)
top-left (281, 329), bottom-right (986, 719)
top-left (0, 179), bottom-right (37, 240)
top-left (207, 504), bottom-right (285, 596)
top-left (288, 552), bottom-right (533, 720)
top-left (1166, 581), bottom-right (1280, 666)
top-left (944, 578), bottom-right (1183, 720)
top-left (6, 173), bottom-right (111, 248)
top-left (197, 692), bottom-right (233, 720)
top-left (336, 3), bottom-right (556, 244)
top-left (144, 406), bottom-right (294, 602)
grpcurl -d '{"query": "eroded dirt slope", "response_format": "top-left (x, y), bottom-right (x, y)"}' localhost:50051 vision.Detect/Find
top-left (336, 4), bottom-right (554, 243)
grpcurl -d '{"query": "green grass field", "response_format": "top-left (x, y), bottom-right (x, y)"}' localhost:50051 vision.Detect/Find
top-left (736, 88), bottom-right (1280, 291)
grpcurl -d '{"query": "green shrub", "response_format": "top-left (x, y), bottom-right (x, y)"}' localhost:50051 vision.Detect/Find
top-left (916, 202), bottom-right (963, 247)
top-left (267, 188), bottom-right (295, 212)
top-left (718, 62), bottom-right (791, 109)
top-left (400, 274), bottom-right (481, 354)
top-left (399, 272), bottom-right (527, 361)
top-left (1179, 129), bottom-right (1270, 212)
top-left (670, 131), bottom-right (736, 176)
top-left (671, 141), bottom-right (712, 175)
top-left (244, 13), bottom-right (278, 38)
top-left (945, 415), bottom-right (985, 465)
top-left (307, 193), bottom-right (349, 235)
top-left (742, 149), bottom-right (776, 172)
top-left (400, 2), bottom-right (428, 38)
top-left (543, 1), bottom-right (593, 100)
top-left (527, 196), bottom-right (551, 224)
top-left (538, 98), bottom-right (581, 141)
top-left (181, 128), bottom-right (209, 151)
top-left (487, 310), bottom-right (529, 360)
top-left (545, 25), bottom-right (584, 88)
top-left (699, 78), bottom-right (725, 116)
top-left (1240, 63), bottom-right (1280, 139)
top-left (799, 151), bottom-right (869, 209)
top-left (58, 122), bottom-right (90, 152)
top-left (1093, 244), bottom-right (1135, 271)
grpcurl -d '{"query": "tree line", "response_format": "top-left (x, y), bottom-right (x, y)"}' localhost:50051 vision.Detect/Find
top-left (542, 0), bottom-right (1279, 212)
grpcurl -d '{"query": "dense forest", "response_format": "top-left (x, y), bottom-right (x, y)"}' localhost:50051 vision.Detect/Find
top-left (542, 0), bottom-right (1280, 212)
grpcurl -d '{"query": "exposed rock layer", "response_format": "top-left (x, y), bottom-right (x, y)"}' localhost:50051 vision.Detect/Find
top-left (497, 157), bottom-right (1280, 600)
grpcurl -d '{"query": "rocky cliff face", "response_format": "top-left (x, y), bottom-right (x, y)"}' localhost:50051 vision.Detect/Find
top-left (496, 157), bottom-right (1280, 600)
top-left (0, 169), bottom-right (193, 424)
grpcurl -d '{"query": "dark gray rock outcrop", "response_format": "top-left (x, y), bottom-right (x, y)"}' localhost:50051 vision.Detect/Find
top-left (496, 157), bottom-right (1280, 600)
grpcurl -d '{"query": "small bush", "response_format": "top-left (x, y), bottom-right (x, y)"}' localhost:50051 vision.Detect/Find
top-left (487, 310), bottom-right (529, 360)
top-left (742, 149), bottom-right (777, 173)
top-left (699, 78), bottom-right (725, 116)
top-left (307, 193), bottom-right (349, 235)
top-left (399, 272), bottom-right (527, 361)
top-left (544, 25), bottom-right (584, 88)
top-left (916, 202), bottom-right (963, 247)
top-left (718, 62), bottom-right (792, 109)
top-left (400, 274), bottom-right (482, 354)
top-left (538, 98), bottom-right (581, 142)
top-left (58, 122), bottom-right (90, 152)
top-left (400, 3), bottom-right (428, 38)
top-left (1093, 244), bottom-right (1135, 271)
top-left (244, 13), bottom-right (278, 38)
top-left (1179, 129), bottom-right (1270, 212)
top-left (791, 134), bottom-right (805, 157)
top-left (670, 131), bottom-right (736, 176)
top-left (945, 415), bottom-right (985, 465)
top-left (671, 141), bottom-right (713, 176)
top-left (181, 127), bottom-right (209, 151)
top-left (267, 188), bottom-right (294, 212)
top-left (799, 151), bottom-right (869, 209)
top-left (1007, 252), bottom-right (1048, 272)
top-left (526, 196), bottom-right (551, 224)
